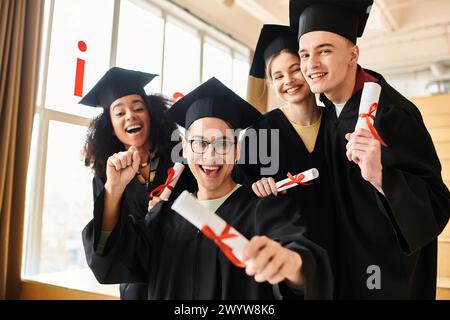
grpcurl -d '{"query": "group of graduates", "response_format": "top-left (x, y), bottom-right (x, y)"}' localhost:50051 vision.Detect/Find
top-left (81, 0), bottom-right (450, 300)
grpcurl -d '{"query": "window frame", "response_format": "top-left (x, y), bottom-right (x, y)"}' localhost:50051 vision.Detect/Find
top-left (23, 0), bottom-right (250, 296)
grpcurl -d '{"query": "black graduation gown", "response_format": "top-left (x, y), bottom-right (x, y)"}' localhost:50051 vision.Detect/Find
top-left (90, 151), bottom-right (196, 300)
top-left (235, 108), bottom-right (336, 276)
top-left (320, 68), bottom-right (450, 299)
top-left (82, 186), bottom-right (333, 299)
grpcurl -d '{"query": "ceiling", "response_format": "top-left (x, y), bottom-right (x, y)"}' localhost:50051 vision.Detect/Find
top-left (170, 0), bottom-right (450, 76)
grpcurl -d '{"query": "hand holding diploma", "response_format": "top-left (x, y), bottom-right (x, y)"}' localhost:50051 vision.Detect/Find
top-left (171, 191), bottom-right (305, 286)
top-left (252, 168), bottom-right (318, 197)
top-left (346, 82), bottom-right (385, 194)
top-left (354, 82), bottom-right (387, 147)
top-left (171, 191), bottom-right (249, 267)
top-left (243, 236), bottom-right (305, 286)
top-left (276, 168), bottom-right (319, 192)
top-left (252, 177), bottom-right (282, 197)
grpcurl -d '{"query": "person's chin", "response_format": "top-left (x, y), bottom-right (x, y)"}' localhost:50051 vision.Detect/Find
top-left (127, 140), bottom-right (146, 149)
top-left (197, 180), bottom-right (222, 195)
top-left (308, 82), bottom-right (327, 94)
top-left (286, 92), bottom-right (309, 104)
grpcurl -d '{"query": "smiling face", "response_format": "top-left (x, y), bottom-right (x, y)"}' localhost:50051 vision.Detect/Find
top-left (299, 31), bottom-right (359, 103)
top-left (109, 94), bottom-right (151, 150)
top-left (183, 117), bottom-right (239, 200)
top-left (268, 51), bottom-right (312, 104)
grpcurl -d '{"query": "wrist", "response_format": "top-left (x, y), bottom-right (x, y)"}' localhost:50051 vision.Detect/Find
top-left (104, 181), bottom-right (125, 197)
top-left (286, 251), bottom-right (305, 287)
top-left (372, 165), bottom-right (384, 195)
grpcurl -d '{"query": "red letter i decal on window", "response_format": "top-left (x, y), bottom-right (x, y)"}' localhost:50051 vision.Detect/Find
top-left (74, 40), bottom-right (87, 97)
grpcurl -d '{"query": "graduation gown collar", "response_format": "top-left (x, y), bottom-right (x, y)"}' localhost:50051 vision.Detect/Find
top-left (352, 65), bottom-right (378, 96)
top-left (267, 108), bottom-right (311, 156)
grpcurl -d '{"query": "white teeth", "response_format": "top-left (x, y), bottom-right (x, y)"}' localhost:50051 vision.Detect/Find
top-left (310, 73), bottom-right (326, 79)
top-left (200, 165), bottom-right (221, 174)
top-left (126, 124), bottom-right (142, 133)
top-left (127, 125), bottom-right (142, 130)
top-left (202, 166), bottom-right (220, 170)
top-left (286, 87), bottom-right (299, 94)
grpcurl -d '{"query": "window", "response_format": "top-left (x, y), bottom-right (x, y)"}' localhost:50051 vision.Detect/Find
top-left (45, 0), bottom-right (114, 119)
top-left (24, 0), bottom-right (250, 297)
top-left (116, 0), bottom-right (164, 94)
top-left (233, 54), bottom-right (251, 99)
top-left (203, 37), bottom-right (233, 87)
top-left (162, 17), bottom-right (201, 98)
top-left (39, 121), bottom-right (94, 273)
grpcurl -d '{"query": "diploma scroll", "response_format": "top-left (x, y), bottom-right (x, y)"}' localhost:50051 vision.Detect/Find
top-left (354, 82), bottom-right (387, 147)
top-left (158, 162), bottom-right (185, 201)
top-left (276, 168), bottom-right (319, 192)
top-left (149, 163), bottom-right (185, 200)
top-left (171, 191), bottom-right (249, 268)
top-left (355, 82), bottom-right (381, 132)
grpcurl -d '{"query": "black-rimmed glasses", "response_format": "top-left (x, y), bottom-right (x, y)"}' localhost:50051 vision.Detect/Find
top-left (188, 138), bottom-right (236, 155)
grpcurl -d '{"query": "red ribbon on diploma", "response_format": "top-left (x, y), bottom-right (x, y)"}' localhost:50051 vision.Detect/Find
top-left (149, 167), bottom-right (176, 198)
top-left (172, 92), bottom-right (184, 102)
top-left (277, 172), bottom-right (312, 190)
top-left (359, 103), bottom-right (388, 147)
top-left (201, 224), bottom-right (245, 268)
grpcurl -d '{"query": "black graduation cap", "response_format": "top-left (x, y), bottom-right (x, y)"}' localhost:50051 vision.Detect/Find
top-left (289, 0), bottom-right (374, 44)
top-left (78, 67), bottom-right (158, 108)
top-left (249, 24), bottom-right (299, 79)
top-left (166, 77), bottom-right (264, 130)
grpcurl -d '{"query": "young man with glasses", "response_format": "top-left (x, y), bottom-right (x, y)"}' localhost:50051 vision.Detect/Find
top-left (82, 77), bottom-right (333, 299)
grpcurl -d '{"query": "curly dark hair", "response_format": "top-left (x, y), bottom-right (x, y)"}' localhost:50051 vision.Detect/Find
top-left (83, 94), bottom-right (179, 180)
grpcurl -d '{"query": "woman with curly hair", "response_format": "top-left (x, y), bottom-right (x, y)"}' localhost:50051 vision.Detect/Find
top-left (80, 67), bottom-right (194, 300)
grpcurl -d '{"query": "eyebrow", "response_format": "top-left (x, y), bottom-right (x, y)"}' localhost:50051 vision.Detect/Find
top-left (190, 135), bottom-right (205, 140)
top-left (299, 43), bottom-right (335, 53)
top-left (111, 99), bottom-right (144, 110)
top-left (272, 62), bottom-right (300, 76)
top-left (189, 135), bottom-right (233, 141)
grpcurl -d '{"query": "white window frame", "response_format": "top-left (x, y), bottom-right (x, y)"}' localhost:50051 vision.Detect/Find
top-left (23, 0), bottom-right (250, 294)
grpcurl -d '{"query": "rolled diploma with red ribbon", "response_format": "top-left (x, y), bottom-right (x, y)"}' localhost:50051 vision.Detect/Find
top-left (355, 82), bottom-right (381, 132)
top-left (171, 191), bottom-right (249, 267)
top-left (276, 168), bottom-right (319, 192)
top-left (158, 162), bottom-right (185, 201)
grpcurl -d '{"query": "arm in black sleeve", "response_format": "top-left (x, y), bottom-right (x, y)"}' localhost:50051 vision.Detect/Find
top-left (376, 101), bottom-right (450, 254)
top-left (254, 196), bottom-right (334, 299)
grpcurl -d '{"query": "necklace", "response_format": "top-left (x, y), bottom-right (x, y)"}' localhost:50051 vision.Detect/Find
top-left (136, 149), bottom-right (158, 189)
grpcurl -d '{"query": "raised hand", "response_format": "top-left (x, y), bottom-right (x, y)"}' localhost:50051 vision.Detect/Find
top-left (105, 146), bottom-right (141, 194)
top-left (345, 128), bottom-right (384, 194)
